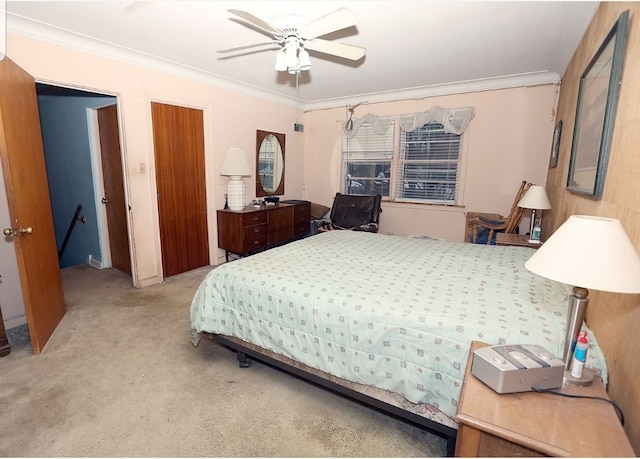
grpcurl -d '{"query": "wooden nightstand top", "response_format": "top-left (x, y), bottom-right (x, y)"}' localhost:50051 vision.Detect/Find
top-left (455, 342), bottom-right (634, 457)
top-left (495, 232), bottom-right (542, 248)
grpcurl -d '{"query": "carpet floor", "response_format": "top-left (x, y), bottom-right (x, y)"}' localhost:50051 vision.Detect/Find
top-left (0, 265), bottom-right (447, 457)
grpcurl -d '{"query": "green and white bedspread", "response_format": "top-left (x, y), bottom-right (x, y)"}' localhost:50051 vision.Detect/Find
top-left (190, 231), bottom-right (607, 423)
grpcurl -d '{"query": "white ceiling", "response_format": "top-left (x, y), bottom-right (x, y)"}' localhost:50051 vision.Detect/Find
top-left (6, 1), bottom-right (599, 109)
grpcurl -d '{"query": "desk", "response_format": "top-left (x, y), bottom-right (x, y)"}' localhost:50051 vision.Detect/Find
top-left (455, 341), bottom-right (634, 456)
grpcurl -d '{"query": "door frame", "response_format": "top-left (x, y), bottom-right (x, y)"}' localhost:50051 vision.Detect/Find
top-left (36, 80), bottom-right (137, 283)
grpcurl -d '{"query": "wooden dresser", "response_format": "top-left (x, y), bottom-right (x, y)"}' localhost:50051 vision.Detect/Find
top-left (217, 201), bottom-right (310, 260)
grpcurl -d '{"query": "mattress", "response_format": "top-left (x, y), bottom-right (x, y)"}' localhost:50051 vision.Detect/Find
top-left (190, 231), bottom-right (607, 422)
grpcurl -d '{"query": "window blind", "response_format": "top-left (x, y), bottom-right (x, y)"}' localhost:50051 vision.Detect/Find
top-left (396, 123), bottom-right (461, 204)
top-left (342, 122), bottom-right (394, 196)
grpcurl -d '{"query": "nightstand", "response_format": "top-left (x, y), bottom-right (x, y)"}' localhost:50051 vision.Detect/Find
top-left (495, 233), bottom-right (542, 248)
top-left (454, 341), bottom-right (634, 457)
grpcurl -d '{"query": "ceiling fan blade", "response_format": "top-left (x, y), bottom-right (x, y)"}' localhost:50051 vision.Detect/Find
top-left (228, 9), bottom-right (283, 37)
top-left (304, 39), bottom-right (366, 61)
top-left (298, 7), bottom-right (357, 39)
top-left (218, 42), bottom-right (279, 54)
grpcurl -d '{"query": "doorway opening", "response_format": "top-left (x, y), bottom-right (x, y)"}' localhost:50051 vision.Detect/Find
top-left (35, 83), bottom-right (133, 296)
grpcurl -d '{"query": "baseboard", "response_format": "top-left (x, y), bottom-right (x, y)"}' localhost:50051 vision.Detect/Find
top-left (5, 314), bottom-right (27, 330)
top-left (87, 254), bottom-right (103, 269)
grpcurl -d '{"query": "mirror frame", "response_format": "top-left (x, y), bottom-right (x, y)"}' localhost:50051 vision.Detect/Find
top-left (256, 130), bottom-right (285, 197)
top-left (566, 10), bottom-right (628, 200)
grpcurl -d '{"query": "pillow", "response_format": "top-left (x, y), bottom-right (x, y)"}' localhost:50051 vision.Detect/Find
top-left (310, 203), bottom-right (331, 220)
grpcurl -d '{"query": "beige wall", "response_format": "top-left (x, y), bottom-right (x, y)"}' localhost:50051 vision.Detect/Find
top-left (0, 32), bottom-right (304, 326)
top-left (546, 3), bottom-right (640, 453)
top-left (303, 85), bottom-right (558, 241)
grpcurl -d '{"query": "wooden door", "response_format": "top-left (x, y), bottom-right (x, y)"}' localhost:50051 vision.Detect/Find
top-left (151, 102), bottom-right (208, 277)
top-left (97, 104), bottom-right (131, 275)
top-left (0, 57), bottom-right (66, 354)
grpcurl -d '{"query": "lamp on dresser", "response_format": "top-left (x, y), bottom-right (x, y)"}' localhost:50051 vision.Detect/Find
top-left (220, 147), bottom-right (251, 212)
top-left (525, 215), bottom-right (640, 386)
top-left (517, 185), bottom-right (551, 242)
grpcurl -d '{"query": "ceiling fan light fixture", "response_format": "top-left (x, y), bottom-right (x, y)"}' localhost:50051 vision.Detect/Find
top-left (275, 50), bottom-right (287, 71)
top-left (284, 39), bottom-right (299, 68)
top-left (223, 8), bottom-right (364, 74)
top-left (298, 49), bottom-right (311, 71)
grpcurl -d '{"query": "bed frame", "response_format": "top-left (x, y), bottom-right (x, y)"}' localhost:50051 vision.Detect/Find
top-left (205, 333), bottom-right (458, 456)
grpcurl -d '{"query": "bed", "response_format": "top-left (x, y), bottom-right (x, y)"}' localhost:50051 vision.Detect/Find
top-left (189, 230), bottom-right (607, 453)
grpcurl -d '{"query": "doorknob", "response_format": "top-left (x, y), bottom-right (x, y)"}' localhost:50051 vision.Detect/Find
top-left (101, 198), bottom-right (111, 204)
top-left (3, 227), bottom-right (33, 236)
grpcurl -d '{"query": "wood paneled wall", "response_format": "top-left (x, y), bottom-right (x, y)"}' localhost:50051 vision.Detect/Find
top-left (545, 3), bottom-right (640, 452)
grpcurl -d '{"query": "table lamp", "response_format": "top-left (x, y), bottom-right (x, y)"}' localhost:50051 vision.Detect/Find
top-left (525, 215), bottom-right (640, 386)
top-left (220, 147), bottom-right (251, 211)
top-left (517, 185), bottom-right (551, 243)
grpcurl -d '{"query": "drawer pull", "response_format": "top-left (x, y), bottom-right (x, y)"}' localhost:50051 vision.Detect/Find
top-left (254, 228), bottom-right (260, 233)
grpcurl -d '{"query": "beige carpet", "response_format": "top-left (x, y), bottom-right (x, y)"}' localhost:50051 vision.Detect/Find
top-left (0, 265), bottom-right (447, 457)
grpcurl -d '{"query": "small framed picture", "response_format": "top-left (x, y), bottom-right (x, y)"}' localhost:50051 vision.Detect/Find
top-left (549, 120), bottom-right (562, 168)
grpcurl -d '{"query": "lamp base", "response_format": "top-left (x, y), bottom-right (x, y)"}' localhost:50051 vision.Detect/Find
top-left (563, 368), bottom-right (594, 387)
top-left (227, 177), bottom-right (246, 212)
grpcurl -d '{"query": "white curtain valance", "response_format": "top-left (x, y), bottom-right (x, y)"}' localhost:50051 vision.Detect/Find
top-left (343, 105), bottom-right (475, 138)
top-left (343, 113), bottom-right (394, 139)
top-left (398, 105), bottom-right (475, 134)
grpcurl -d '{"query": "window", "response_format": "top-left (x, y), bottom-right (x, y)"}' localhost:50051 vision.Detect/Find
top-left (342, 122), bottom-right (394, 197)
top-left (341, 107), bottom-right (472, 204)
top-left (396, 123), bottom-right (461, 204)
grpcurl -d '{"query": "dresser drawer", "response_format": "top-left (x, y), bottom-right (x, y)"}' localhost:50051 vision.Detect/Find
top-left (242, 211), bottom-right (268, 226)
top-left (293, 222), bottom-right (309, 236)
top-left (243, 223), bottom-right (268, 248)
top-left (294, 203), bottom-right (310, 225)
top-left (270, 228), bottom-right (293, 245)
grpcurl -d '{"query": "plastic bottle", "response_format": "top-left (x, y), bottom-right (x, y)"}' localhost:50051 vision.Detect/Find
top-left (570, 331), bottom-right (589, 378)
top-left (532, 218), bottom-right (541, 241)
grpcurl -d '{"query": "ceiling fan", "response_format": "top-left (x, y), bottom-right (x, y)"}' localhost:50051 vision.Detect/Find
top-left (218, 7), bottom-right (366, 74)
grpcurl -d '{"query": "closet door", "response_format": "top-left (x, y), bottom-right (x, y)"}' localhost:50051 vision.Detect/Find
top-left (151, 102), bottom-right (209, 277)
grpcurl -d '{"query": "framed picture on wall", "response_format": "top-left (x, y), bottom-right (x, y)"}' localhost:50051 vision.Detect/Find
top-left (549, 120), bottom-right (562, 168)
top-left (566, 10), bottom-right (628, 199)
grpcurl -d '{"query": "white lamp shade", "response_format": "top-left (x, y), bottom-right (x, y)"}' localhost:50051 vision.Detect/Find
top-left (518, 185), bottom-right (551, 210)
top-left (275, 51), bottom-right (287, 71)
top-left (297, 49), bottom-right (311, 71)
top-left (284, 41), bottom-right (298, 69)
top-left (525, 215), bottom-right (640, 293)
top-left (220, 147), bottom-right (251, 177)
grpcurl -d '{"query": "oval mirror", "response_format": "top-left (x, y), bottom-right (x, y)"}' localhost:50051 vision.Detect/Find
top-left (256, 130), bottom-right (285, 197)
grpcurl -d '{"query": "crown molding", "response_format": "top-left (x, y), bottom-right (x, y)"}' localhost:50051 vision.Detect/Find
top-left (7, 14), bottom-right (298, 107)
top-left (303, 72), bottom-right (561, 112)
top-left (8, 14), bottom-right (561, 113)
